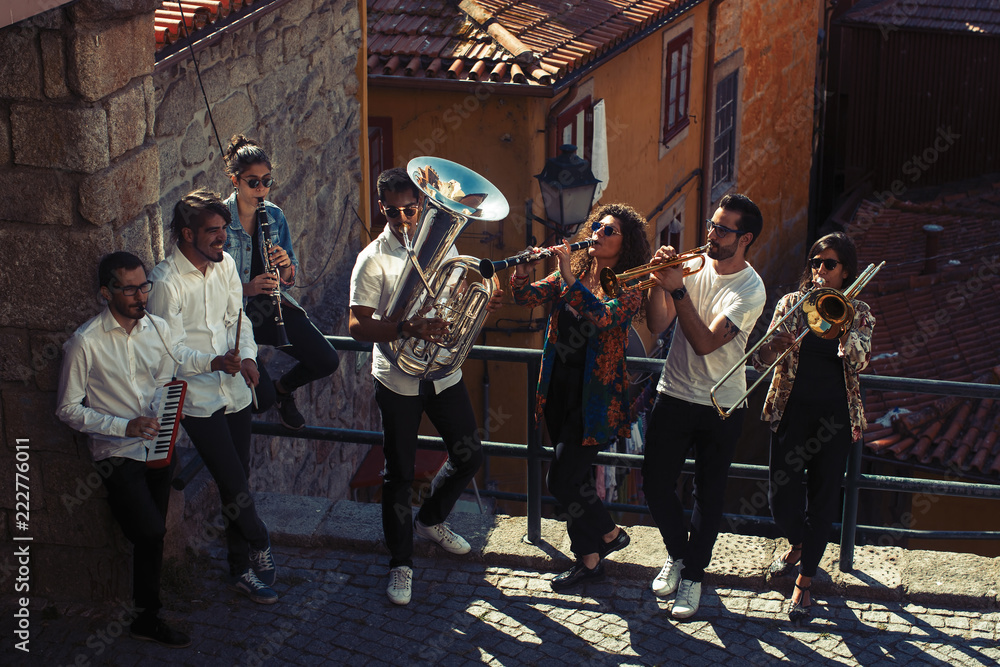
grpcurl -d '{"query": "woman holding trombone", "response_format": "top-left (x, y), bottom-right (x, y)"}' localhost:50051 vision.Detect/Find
top-left (510, 203), bottom-right (651, 591)
top-left (753, 232), bottom-right (876, 621)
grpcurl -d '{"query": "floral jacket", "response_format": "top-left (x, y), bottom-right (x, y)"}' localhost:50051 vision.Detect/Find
top-left (511, 271), bottom-right (642, 447)
top-left (751, 289), bottom-right (875, 442)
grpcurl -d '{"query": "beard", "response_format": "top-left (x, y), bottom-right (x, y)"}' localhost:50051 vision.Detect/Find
top-left (707, 237), bottom-right (738, 261)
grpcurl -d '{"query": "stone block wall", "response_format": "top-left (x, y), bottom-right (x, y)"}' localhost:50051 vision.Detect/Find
top-left (152, 0), bottom-right (371, 527)
top-left (0, 1), bottom-right (161, 603)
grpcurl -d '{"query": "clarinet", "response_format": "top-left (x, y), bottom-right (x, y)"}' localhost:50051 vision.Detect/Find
top-left (257, 197), bottom-right (292, 348)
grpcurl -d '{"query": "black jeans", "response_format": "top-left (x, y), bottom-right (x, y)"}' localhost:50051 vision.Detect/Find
top-left (181, 405), bottom-right (268, 576)
top-left (374, 378), bottom-right (483, 568)
top-left (102, 456), bottom-right (175, 622)
top-left (769, 396), bottom-right (852, 578)
top-left (544, 361), bottom-right (615, 558)
top-left (250, 303), bottom-right (340, 412)
top-left (642, 393), bottom-right (745, 583)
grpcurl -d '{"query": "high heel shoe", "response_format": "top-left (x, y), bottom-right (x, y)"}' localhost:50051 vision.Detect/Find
top-left (787, 581), bottom-right (811, 622)
top-left (768, 544), bottom-right (802, 577)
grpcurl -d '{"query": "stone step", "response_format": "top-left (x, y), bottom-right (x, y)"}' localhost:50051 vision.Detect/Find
top-left (251, 491), bottom-right (1000, 610)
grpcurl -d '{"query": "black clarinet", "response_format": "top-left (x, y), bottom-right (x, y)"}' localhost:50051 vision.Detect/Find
top-left (479, 238), bottom-right (597, 279)
top-left (257, 197), bottom-right (291, 348)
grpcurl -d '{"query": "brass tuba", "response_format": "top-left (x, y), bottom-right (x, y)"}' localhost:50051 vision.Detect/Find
top-left (377, 157), bottom-right (509, 380)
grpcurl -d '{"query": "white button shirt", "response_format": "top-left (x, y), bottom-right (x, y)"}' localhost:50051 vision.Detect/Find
top-left (147, 247), bottom-right (257, 417)
top-left (349, 227), bottom-right (462, 396)
top-left (56, 309), bottom-right (183, 462)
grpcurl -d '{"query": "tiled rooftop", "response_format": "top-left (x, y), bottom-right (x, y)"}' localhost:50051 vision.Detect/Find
top-left (154, 0), bottom-right (264, 51)
top-left (848, 176), bottom-right (1000, 480)
top-left (841, 0), bottom-right (1000, 36)
top-left (367, 0), bottom-right (702, 88)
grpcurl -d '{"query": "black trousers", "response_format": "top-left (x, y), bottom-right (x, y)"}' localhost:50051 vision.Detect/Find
top-left (642, 393), bottom-right (745, 583)
top-left (249, 301), bottom-right (340, 412)
top-left (768, 396), bottom-right (852, 578)
top-left (374, 378), bottom-right (483, 568)
top-left (102, 456), bottom-right (174, 622)
top-left (181, 405), bottom-right (268, 576)
top-left (544, 361), bottom-right (615, 558)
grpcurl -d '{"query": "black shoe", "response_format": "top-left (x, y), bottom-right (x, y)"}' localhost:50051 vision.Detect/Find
top-left (274, 383), bottom-right (305, 430)
top-left (551, 561), bottom-right (605, 591)
top-left (598, 528), bottom-right (630, 559)
top-left (130, 618), bottom-right (192, 648)
top-left (787, 581), bottom-right (812, 623)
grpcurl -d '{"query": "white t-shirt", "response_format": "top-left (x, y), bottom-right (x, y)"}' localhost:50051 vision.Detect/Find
top-left (657, 260), bottom-right (765, 408)
top-left (348, 228), bottom-right (462, 396)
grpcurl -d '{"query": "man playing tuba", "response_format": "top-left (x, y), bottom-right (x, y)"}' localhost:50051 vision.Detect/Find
top-left (348, 167), bottom-right (502, 606)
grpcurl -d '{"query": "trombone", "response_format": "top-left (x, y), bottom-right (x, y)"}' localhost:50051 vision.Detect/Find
top-left (600, 244), bottom-right (710, 297)
top-left (709, 261), bottom-right (885, 419)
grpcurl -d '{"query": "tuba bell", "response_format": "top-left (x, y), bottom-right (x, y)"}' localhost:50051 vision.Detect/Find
top-left (377, 157), bottom-right (509, 380)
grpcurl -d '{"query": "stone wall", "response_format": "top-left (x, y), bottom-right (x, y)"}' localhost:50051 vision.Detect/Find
top-left (152, 0), bottom-right (371, 510)
top-left (0, 1), bottom-right (161, 602)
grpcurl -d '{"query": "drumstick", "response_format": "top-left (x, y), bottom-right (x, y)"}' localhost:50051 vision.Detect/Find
top-left (235, 308), bottom-right (258, 408)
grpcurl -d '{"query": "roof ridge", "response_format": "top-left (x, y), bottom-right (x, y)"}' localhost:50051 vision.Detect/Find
top-left (458, 0), bottom-right (538, 64)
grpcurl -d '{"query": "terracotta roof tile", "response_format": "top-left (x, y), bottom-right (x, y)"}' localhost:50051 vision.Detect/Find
top-left (155, 0), bottom-right (261, 52)
top-left (842, 0), bottom-right (1000, 35)
top-left (852, 175), bottom-right (1000, 481)
top-left (368, 0), bottom-right (701, 88)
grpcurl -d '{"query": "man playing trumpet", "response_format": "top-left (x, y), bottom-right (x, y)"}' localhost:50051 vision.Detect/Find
top-left (642, 193), bottom-right (766, 619)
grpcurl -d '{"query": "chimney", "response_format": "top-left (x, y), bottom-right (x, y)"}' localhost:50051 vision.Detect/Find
top-left (921, 224), bottom-right (944, 275)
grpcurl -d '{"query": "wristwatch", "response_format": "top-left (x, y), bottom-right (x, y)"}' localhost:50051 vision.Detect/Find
top-left (670, 286), bottom-right (687, 301)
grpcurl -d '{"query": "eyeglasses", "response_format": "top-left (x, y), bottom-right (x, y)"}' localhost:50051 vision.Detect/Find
top-left (109, 281), bottom-right (153, 296)
top-left (241, 176), bottom-right (274, 189)
top-left (809, 258), bottom-right (842, 271)
top-left (705, 219), bottom-right (743, 238)
top-left (594, 224), bottom-right (621, 237)
top-left (383, 205), bottom-right (419, 219)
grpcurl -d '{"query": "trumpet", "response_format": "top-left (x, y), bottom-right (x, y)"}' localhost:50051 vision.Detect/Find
top-left (709, 261), bottom-right (885, 419)
top-left (600, 244), bottom-right (710, 297)
top-left (479, 238), bottom-right (596, 279)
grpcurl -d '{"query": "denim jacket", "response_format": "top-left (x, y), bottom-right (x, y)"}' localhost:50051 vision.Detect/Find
top-left (222, 193), bottom-right (301, 310)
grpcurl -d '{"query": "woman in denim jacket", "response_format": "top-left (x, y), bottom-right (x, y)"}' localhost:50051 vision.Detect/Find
top-left (511, 203), bottom-right (650, 591)
top-left (222, 135), bottom-right (339, 429)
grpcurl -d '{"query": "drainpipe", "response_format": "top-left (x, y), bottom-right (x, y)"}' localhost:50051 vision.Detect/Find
top-left (699, 0), bottom-right (726, 246)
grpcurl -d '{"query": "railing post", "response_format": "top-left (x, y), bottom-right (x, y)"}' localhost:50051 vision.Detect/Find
top-left (839, 387), bottom-right (865, 572)
top-left (525, 357), bottom-right (542, 544)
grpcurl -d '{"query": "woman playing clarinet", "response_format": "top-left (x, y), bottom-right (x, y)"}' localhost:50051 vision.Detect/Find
top-left (222, 135), bottom-right (339, 429)
top-left (511, 203), bottom-right (651, 591)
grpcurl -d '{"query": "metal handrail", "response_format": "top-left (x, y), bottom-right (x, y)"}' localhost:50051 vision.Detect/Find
top-left (174, 335), bottom-right (1000, 572)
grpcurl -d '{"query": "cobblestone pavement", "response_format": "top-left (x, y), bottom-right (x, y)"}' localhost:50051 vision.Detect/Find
top-left (16, 545), bottom-right (1000, 666)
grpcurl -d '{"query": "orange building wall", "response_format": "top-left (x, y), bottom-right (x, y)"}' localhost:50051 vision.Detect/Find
top-left (723, 0), bottom-right (822, 288)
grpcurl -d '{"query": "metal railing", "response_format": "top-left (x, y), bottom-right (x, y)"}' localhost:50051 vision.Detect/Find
top-left (178, 335), bottom-right (1000, 572)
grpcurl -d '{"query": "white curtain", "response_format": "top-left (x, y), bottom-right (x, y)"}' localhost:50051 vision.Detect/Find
top-left (592, 99), bottom-right (609, 204)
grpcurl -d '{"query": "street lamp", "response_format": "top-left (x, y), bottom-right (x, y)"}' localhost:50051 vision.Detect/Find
top-left (533, 144), bottom-right (601, 238)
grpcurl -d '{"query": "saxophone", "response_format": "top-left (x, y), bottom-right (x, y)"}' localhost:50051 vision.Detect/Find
top-left (257, 197), bottom-right (291, 348)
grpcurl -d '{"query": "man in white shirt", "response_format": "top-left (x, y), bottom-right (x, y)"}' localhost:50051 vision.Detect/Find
top-left (643, 193), bottom-right (767, 619)
top-left (57, 252), bottom-right (191, 648)
top-left (147, 188), bottom-right (277, 605)
top-left (349, 168), bottom-right (498, 606)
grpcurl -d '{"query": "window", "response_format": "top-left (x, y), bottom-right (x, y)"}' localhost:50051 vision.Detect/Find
top-left (662, 31), bottom-right (692, 143)
top-left (712, 72), bottom-right (738, 189)
top-left (556, 97), bottom-right (593, 161)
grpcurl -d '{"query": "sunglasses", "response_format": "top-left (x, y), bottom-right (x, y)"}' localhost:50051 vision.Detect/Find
top-left (705, 219), bottom-right (743, 238)
top-left (383, 205), bottom-right (419, 219)
top-left (241, 176), bottom-right (274, 189)
top-left (109, 281), bottom-right (153, 296)
top-left (809, 258), bottom-right (842, 271)
top-left (593, 223), bottom-right (621, 237)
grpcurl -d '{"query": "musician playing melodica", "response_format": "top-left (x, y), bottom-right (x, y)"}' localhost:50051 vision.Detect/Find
top-left (147, 188), bottom-right (278, 605)
top-left (221, 135), bottom-right (339, 429)
top-left (56, 252), bottom-right (191, 648)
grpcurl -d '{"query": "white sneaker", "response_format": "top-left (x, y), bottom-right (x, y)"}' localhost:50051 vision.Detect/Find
top-left (671, 579), bottom-right (702, 619)
top-left (414, 518), bottom-right (471, 555)
top-left (651, 557), bottom-right (683, 597)
top-left (387, 566), bottom-right (412, 606)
